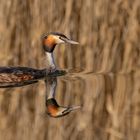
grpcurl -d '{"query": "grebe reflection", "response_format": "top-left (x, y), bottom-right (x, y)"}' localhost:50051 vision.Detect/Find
top-left (45, 77), bottom-right (81, 118)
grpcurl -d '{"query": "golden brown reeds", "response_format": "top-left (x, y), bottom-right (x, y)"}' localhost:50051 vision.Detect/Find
top-left (0, 0), bottom-right (139, 140)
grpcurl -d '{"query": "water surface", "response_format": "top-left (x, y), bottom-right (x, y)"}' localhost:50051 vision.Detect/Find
top-left (0, 69), bottom-right (139, 140)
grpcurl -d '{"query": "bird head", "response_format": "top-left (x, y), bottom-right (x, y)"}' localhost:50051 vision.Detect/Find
top-left (46, 98), bottom-right (81, 118)
top-left (42, 32), bottom-right (79, 53)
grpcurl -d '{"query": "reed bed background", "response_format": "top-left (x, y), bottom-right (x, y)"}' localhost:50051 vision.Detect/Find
top-left (0, 0), bottom-right (140, 140)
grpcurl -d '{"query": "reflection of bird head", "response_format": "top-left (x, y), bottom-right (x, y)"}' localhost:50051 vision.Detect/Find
top-left (46, 98), bottom-right (81, 118)
top-left (42, 32), bottom-right (79, 53)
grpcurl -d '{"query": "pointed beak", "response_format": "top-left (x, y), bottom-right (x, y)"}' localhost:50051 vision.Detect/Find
top-left (61, 37), bottom-right (79, 45)
top-left (68, 105), bottom-right (81, 111)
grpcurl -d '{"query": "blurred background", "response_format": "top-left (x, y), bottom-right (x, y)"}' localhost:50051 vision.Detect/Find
top-left (0, 0), bottom-right (140, 140)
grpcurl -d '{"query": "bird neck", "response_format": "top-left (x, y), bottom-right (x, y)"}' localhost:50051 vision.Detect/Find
top-left (47, 78), bottom-right (57, 99)
top-left (45, 52), bottom-right (56, 70)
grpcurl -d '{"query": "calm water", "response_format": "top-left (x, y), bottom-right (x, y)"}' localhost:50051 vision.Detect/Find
top-left (0, 69), bottom-right (139, 140)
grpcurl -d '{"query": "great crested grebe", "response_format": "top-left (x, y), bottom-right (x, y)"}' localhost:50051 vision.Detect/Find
top-left (45, 77), bottom-right (80, 118)
top-left (42, 32), bottom-right (79, 72)
top-left (0, 32), bottom-right (78, 85)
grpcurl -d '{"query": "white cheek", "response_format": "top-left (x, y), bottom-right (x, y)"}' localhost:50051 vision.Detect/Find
top-left (56, 39), bottom-right (65, 44)
top-left (54, 36), bottom-right (65, 44)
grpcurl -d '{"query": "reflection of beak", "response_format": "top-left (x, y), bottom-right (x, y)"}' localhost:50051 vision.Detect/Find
top-left (61, 37), bottom-right (79, 45)
top-left (68, 106), bottom-right (81, 111)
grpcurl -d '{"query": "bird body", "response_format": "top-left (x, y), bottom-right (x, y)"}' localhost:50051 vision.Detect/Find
top-left (0, 67), bottom-right (46, 88)
top-left (0, 66), bottom-right (45, 82)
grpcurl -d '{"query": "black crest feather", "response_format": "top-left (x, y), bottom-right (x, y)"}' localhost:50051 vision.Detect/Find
top-left (42, 32), bottom-right (68, 39)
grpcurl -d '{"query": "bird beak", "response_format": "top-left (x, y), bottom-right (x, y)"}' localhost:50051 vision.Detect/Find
top-left (61, 37), bottom-right (79, 45)
top-left (68, 105), bottom-right (81, 111)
